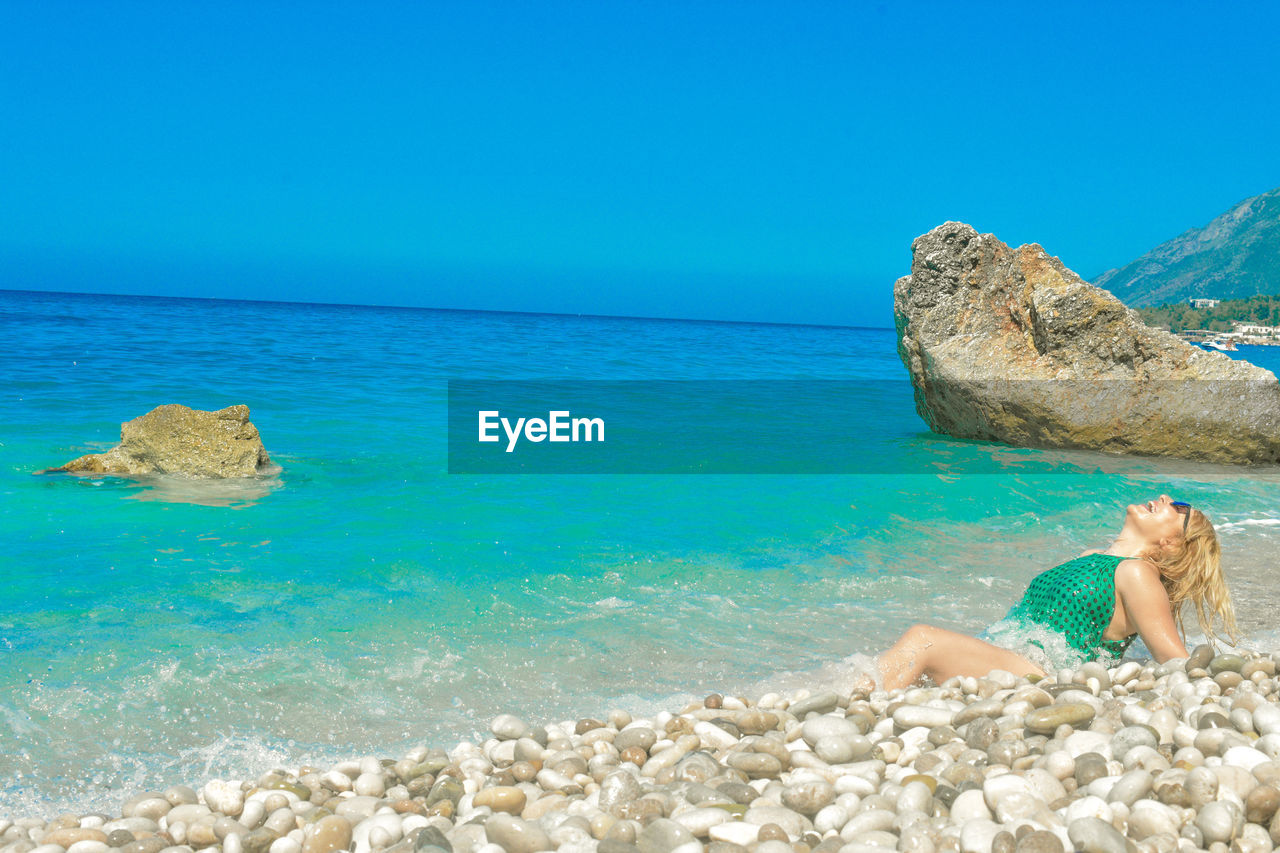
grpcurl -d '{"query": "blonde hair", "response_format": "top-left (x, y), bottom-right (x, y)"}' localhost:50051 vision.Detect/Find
top-left (1141, 508), bottom-right (1240, 648)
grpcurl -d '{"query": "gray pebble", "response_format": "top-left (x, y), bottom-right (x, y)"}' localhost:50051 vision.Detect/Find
top-left (712, 781), bottom-right (757, 805)
top-left (788, 692), bottom-right (840, 718)
top-left (1187, 645), bottom-right (1214, 671)
top-left (1209, 654), bottom-right (1246, 675)
top-left (1195, 801), bottom-right (1242, 845)
top-left (489, 715), bottom-right (530, 741)
top-left (1075, 753), bottom-right (1108, 787)
top-left (484, 815), bottom-right (551, 853)
top-left (598, 842), bottom-right (641, 853)
top-left (965, 718), bottom-right (999, 751)
top-left (614, 728), bottom-right (657, 753)
top-left (636, 818), bottom-right (699, 853)
top-left (1014, 831), bottom-right (1063, 853)
top-left (780, 781), bottom-right (835, 816)
top-left (412, 827), bottom-right (452, 853)
top-left (1025, 703), bottom-right (1095, 735)
top-left (1187, 766), bottom-right (1219, 807)
top-left (1067, 817), bottom-right (1129, 853)
top-left (1111, 726), bottom-right (1158, 760)
top-left (1106, 769), bottom-right (1153, 806)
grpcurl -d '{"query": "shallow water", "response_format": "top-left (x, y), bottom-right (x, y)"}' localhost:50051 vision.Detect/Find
top-left (1, 289), bottom-right (1278, 818)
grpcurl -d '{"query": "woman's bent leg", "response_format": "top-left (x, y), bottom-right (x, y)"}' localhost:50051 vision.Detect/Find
top-left (878, 624), bottom-right (1045, 691)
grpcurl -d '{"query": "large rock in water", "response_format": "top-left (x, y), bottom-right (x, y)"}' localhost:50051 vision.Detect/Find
top-left (47, 404), bottom-right (275, 478)
top-left (894, 222), bottom-right (1280, 465)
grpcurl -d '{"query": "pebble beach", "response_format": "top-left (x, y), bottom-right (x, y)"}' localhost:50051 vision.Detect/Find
top-left (6, 294), bottom-right (1280, 847)
top-left (6, 646), bottom-right (1280, 853)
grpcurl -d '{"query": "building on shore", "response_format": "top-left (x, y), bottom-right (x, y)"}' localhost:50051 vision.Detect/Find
top-left (1174, 324), bottom-right (1280, 346)
top-left (1189, 297), bottom-right (1221, 309)
top-left (1230, 322), bottom-right (1280, 343)
top-left (1175, 329), bottom-right (1215, 342)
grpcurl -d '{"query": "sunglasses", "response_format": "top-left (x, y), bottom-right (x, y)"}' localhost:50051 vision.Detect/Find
top-left (1171, 500), bottom-right (1192, 536)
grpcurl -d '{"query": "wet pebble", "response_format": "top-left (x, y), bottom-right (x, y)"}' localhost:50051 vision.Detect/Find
top-left (1025, 703), bottom-right (1096, 734)
top-left (14, 653), bottom-right (1280, 853)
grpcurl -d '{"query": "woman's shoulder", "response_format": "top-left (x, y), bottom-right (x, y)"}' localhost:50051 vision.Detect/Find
top-left (1113, 556), bottom-right (1165, 592)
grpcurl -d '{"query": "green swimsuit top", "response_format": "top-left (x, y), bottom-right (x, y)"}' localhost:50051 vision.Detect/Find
top-left (1002, 553), bottom-right (1137, 663)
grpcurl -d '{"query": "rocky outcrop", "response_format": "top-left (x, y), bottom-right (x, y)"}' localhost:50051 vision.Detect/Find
top-left (894, 222), bottom-right (1280, 465)
top-left (45, 404), bottom-right (275, 478)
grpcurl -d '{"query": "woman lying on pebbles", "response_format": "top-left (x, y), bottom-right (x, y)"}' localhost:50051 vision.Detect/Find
top-left (876, 495), bottom-right (1240, 692)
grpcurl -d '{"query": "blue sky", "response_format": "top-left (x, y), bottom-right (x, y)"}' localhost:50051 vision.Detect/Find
top-left (3, 2), bottom-right (1279, 327)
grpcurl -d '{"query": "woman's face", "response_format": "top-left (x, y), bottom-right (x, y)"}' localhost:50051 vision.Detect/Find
top-left (1127, 494), bottom-right (1188, 544)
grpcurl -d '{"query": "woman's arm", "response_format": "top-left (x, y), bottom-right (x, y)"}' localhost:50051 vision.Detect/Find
top-left (1115, 559), bottom-right (1188, 662)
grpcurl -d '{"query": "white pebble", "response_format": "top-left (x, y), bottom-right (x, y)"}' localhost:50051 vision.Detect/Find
top-left (1222, 746), bottom-right (1268, 771)
top-left (949, 789), bottom-right (992, 822)
top-left (202, 779), bottom-right (244, 817)
top-left (66, 843), bottom-right (110, 853)
top-left (959, 818), bottom-right (1002, 853)
top-left (353, 772), bottom-right (385, 797)
top-left (708, 822), bottom-right (760, 846)
top-left (1064, 795), bottom-right (1113, 826)
top-left (320, 771), bottom-right (352, 793)
top-left (813, 804), bottom-right (848, 834)
top-left (671, 808), bottom-right (729, 836)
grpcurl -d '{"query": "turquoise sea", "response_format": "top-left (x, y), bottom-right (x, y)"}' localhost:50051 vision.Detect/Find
top-left (2, 288), bottom-right (1279, 819)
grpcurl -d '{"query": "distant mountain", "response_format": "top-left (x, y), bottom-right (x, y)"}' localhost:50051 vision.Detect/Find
top-left (1092, 186), bottom-right (1280, 307)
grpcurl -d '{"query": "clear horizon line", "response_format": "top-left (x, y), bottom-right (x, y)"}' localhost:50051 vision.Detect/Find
top-left (0, 286), bottom-right (897, 332)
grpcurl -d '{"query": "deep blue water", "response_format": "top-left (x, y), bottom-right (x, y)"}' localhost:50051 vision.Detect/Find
top-left (2, 288), bottom-right (1278, 819)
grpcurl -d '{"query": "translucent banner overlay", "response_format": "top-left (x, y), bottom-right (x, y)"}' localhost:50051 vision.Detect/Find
top-left (447, 378), bottom-right (1280, 474)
